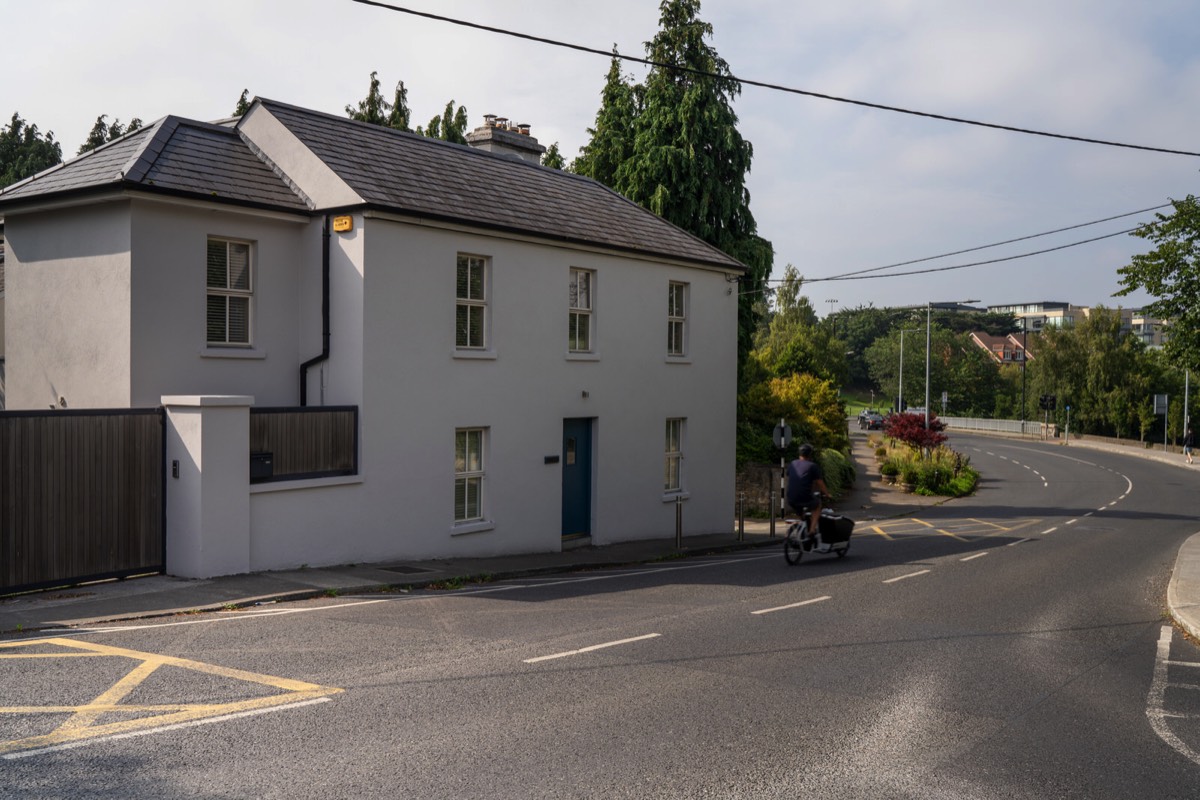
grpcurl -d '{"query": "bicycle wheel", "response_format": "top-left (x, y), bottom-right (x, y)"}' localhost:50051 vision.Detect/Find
top-left (784, 523), bottom-right (804, 565)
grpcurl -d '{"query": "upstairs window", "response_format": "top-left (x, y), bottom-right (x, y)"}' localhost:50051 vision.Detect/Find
top-left (456, 254), bottom-right (488, 349)
top-left (667, 281), bottom-right (687, 357)
top-left (207, 239), bottom-right (252, 346)
top-left (569, 268), bottom-right (594, 353)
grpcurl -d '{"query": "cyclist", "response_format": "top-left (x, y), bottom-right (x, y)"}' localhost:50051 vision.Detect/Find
top-left (786, 443), bottom-right (829, 544)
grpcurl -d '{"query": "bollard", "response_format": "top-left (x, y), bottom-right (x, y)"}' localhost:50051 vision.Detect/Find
top-left (737, 493), bottom-right (745, 541)
top-left (675, 494), bottom-right (683, 549)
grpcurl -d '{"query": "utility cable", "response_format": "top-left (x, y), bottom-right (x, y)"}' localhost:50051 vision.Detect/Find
top-left (808, 227), bottom-right (1139, 283)
top-left (349, 0), bottom-right (1200, 158)
top-left (815, 203), bottom-right (1169, 281)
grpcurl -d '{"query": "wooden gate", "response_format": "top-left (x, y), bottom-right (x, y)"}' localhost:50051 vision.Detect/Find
top-left (0, 408), bottom-right (164, 594)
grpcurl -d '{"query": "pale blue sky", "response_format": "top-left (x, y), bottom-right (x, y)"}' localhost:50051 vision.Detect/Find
top-left (6, 0), bottom-right (1198, 313)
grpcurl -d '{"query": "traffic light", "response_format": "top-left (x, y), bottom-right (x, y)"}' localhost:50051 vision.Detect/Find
top-left (1039, 394), bottom-right (1057, 411)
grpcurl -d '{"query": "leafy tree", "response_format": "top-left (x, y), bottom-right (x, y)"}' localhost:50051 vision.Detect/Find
top-left (0, 112), bottom-right (62, 187)
top-left (753, 267), bottom-right (847, 384)
top-left (1116, 195), bottom-right (1200, 372)
top-left (737, 373), bottom-right (847, 465)
top-left (346, 71), bottom-right (391, 125)
top-left (386, 80), bottom-right (413, 132)
top-left (77, 115), bottom-right (143, 155)
top-left (1025, 307), bottom-right (1152, 437)
top-left (541, 142), bottom-right (565, 169)
top-left (418, 100), bottom-right (468, 144)
top-left (573, 51), bottom-right (638, 185)
top-left (612, 0), bottom-right (772, 381)
top-left (233, 89), bottom-right (252, 116)
top-left (883, 410), bottom-right (947, 452)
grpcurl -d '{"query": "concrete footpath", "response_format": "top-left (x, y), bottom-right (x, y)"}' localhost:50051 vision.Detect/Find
top-left (2, 431), bottom-right (1197, 637)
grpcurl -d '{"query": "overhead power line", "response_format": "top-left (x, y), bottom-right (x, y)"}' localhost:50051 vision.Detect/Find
top-left (814, 203), bottom-right (1170, 282)
top-left (808, 226), bottom-right (1140, 283)
top-left (350, 0), bottom-right (1200, 158)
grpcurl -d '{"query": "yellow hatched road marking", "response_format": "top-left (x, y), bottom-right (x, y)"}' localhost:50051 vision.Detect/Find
top-left (869, 525), bottom-right (893, 540)
top-left (0, 638), bottom-right (341, 756)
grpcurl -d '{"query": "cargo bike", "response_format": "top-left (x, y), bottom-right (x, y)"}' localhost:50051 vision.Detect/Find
top-left (783, 507), bottom-right (855, 565)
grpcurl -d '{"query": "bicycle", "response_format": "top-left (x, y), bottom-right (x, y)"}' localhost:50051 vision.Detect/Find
top-left (783, 497), bottom-right (852, 565)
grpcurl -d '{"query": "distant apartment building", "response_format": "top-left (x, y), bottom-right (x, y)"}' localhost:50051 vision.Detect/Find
top-left (987, 301), bottom-right (1167, 348)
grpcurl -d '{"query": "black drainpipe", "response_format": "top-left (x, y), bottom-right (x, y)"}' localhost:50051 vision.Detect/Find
top-left (300, 214), bottom-right (332, 406)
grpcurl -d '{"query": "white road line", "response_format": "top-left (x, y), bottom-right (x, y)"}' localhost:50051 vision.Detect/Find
top-left (751, 596), bottom-right (832, 616)
top-left (883, 570), bottom-right (930, 584)
top-left (1165, 661), bottom-right (1200, 668)
top-left (960, 553), bottom-right (989, 562)
top-left (524, 633), bottom-right (661, 664)
top-left (1147, 625), bottom-right (1200, 766)
top-left (1008, 538), bottom-right (1032, 547)
top-left (2, 698), bottom-right (334, 760)
top-left (1066, 519), bottom-right (1079, 525)
top-left (1042, 527), bottom-right (1058, 534)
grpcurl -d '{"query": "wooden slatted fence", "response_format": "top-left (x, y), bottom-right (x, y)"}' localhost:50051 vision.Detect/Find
top-left (249, 406), bottom-right (358, 483)
top-left (1, 408), bottom-right (164, 594)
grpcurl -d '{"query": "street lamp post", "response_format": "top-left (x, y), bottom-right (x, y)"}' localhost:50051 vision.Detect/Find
top-left (898, 328), bottom-right (919, 414)
top-left (924, 300), bottom-right (979, 430)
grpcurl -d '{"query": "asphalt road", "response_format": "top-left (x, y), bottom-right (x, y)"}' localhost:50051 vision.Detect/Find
top-left (3, 432), bottom-right (1200, 798)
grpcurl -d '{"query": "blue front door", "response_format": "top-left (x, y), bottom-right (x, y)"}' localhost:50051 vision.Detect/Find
top-left (561, 418), bottom-right (593, 539)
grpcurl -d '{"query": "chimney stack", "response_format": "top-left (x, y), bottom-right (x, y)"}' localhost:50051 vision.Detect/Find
top-left (465, 113), bottom-right (546, 164)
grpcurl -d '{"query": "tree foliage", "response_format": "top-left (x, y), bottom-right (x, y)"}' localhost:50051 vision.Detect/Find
top-left (753, 265), bottom-right (847, 385)
top-left (883, 411), bottom-right (948, 451)
top-left (77, 115), bottom-right (143, 155)
top-left (233, 89), bottom-right (252, 117)
top-left (1116, 195), bottom-right (1200, 371)
top-left (575, 1), bottom-right (773, 381)
top-left (417, 100), bottom-right (468, 144)
top-left (541, 142), bottom-right (565, 170)
top-left (1, 112), bottom-right (62, 188)
top-left (1025, 307), bottom-right (1160, 439)
top-left (737, 373), bottom-right (848, 465)
top-left (573, 52), bottom-right (638, 185)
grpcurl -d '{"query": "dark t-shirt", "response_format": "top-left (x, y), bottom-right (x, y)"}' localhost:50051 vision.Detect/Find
top-left (786, 458), bottom-right (823, 512)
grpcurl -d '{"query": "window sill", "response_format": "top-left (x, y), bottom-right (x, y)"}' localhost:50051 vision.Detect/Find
top-left (665, 356), bottom-right (691, 365)
top-left (566, 352), bottom-right (600, 362)
top-left (661, 491), bottom-right (690, 503)
top-left (201, 346), bottom-right (267, 360)
top-left (452, 350), bottom-right (498, 361)
top-left (451, 520), bottom-right (495, 536)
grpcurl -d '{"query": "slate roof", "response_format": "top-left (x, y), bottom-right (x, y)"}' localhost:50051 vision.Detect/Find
top-left (255, 99), bottom-right (745, 272)
top-left (0, 99), bottom-right (745, 272)
top-left (0, 118), bottom-right (308, 213)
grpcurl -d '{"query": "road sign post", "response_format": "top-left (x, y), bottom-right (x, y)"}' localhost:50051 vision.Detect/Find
top-left (771, 420), bottom-right (792, 538)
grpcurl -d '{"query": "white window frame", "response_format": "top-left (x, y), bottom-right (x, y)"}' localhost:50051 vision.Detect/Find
top-left (569, 268), bottom-right (594, 353)
top-left (664, 418), bottom-right (684, 493)
top-left (456, 254), bottom-right (489, 351)
top-left (667, 281), bottom-right (687, 357)
top-left (455, 427), bottom-right (486, 523)
top-left (206, 238), bottom-right (253, 346)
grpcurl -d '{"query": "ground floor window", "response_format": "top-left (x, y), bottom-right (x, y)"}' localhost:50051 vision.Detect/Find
top-left (455, 427), bottom-right (485, 522)
top-left (665, 418), bottom-right (684, 492)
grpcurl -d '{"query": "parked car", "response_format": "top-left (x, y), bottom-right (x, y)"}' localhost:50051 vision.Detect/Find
top-left (859, 411), bottom-right (884, 430)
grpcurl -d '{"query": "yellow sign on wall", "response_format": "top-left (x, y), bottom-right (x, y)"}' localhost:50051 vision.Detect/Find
top-left (333, 215), bottom-right (353, 232)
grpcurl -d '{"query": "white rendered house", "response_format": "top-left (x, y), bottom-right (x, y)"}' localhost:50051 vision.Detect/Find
top-left (0, 98), bottom-right (744, 575)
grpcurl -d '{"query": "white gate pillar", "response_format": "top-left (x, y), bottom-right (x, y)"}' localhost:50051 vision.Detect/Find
top-left (162, 395), bottom-right (253, 578)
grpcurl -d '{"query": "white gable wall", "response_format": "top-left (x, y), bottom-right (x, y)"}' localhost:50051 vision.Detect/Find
top-left (5, 203), bottom-right (134, 409)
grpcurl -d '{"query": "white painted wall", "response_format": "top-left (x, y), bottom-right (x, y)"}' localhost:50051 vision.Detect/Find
top-left (246, 216), bottom-right (739, 569)
top-left (128, 199), bottom-right (311, 407)
top-left (4, 203), bottom-right (133, 409)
